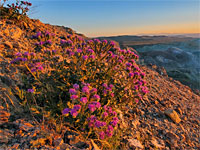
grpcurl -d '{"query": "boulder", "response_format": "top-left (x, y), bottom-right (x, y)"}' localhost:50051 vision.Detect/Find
top-left (164, 109), bottom-right (181, 123)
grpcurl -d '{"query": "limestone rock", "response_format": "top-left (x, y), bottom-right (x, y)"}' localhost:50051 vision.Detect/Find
top-left (127, 139), bottom-right (144, 149)
top-left (0, 106), bottom-right (10, 125)
top-left (54, 138), bottom-right (63, 147)
top-left (164, 109), bottom-right (181, 123)
top-left (91, 139), bottom-right (100, 150)
top-left (0, 44), bottom-right (5, 50)
top-left (4, 41), bottom-right (13, 49)
top-left (3, 26), bottom-right (22, 39)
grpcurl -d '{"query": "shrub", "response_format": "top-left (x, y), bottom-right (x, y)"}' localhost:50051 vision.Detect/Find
top-left (0, 0), bottom-right (32, 20)
top-left (11, 31), bottom-right (148, 148)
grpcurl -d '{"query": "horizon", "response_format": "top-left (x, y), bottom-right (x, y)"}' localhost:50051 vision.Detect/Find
top-left (11, 0), bottom-right (200, 37)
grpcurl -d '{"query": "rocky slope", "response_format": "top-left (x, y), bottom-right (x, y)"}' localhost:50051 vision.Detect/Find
top-left (98, 35), bottom-right (200, 91)
top-left (0, 18), bottom-right (200, 149)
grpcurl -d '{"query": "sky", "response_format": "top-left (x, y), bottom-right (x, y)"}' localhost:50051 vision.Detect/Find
top-left (15, 0), bottom-right (200, 37)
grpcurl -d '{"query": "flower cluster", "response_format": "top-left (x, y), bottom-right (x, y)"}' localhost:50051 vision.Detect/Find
top-left (11, 30), bottom-right (148, 147)
top-left (7, 1), bottom-right (32, 18)
top-left (62, 83), bottom-right (119, 140)
top-left (32, 31), bottom-right (54, 49)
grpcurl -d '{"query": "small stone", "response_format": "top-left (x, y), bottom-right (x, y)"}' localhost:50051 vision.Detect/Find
top-left (154, 100), bottom-right (159, 105)
top-left (4, 41), bottom-right (13, 49)
top-left (0, 44), bottom-right (5, 50)
top-left (177, 107), bottom-right (183, 115)
top-left (23, 22), bottom-right (28, 29)
top-left (132, 119), bottom-right (140, 128)
top-left (164, 109), bottom-right (181, 123)
top-left (180, 134), bottom-right (185, 142)
top-left (127, 139), bottom-right (144, 149)
top-left (0, 106), bottom-right (10, 125)
top-left (151, 138), bottom-right (165, 148)
top-left (91, 139), bottom-right (100, 150)
top-left (60, 143), bottom-right (71, 150)
top-left (11, 143), bottom-right (20, 149)
top-left (54, 138), bottom-right (63, 147)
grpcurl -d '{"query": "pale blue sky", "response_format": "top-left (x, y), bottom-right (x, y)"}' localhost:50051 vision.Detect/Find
top-left (9, 0), bottom-right (200, 37)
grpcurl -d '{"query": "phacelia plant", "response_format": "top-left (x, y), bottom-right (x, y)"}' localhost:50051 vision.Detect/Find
top-left (11, 31), bottom-right (148, 148)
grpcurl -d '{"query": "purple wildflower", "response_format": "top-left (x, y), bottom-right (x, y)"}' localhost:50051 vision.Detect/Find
top-left (119, 55), bottom-right (124, 60)
top-left (60, 39), bottom-right (67, 44)
top-left (107, 106), bottom-right (112, 114)
top-left (39, 41), bottom-right (45, 45)
top-left (89, 55), bottom-right (95, 59)
top-left (110, 120), bottom-right (118, 126)
top-left (107, 125), bottom-right (114, 131)
top-left (89, 115), bottom-right (97, 121)
top-left (102, 40), bottom-right (108, 44)
top-left (134, 85), bottom-right (139, 90)
top-left (94, 39), bottom-right (101, 44)
top-left (80, 97), bottom-right (88, 104)
top-left (67, 40), bottom-right (73, 45)
top-left (110, 41), bottom-right (115, 47)
top-left (87, 49), bottom-right (94, 53)
top-left (21, 58), bottom-right (27, 62)
top-left (102, 112), bottom-right (108, 118)
top-left (36, 31), bottom-right (42, 38)
top-left (23, 52), bottom-right (30, 56)
top-left (118, 59), bottom-right (122, 63)
top-left (31, 68), bottom-right (37, 72)
top-left (77, 49), bottom-right (82, 53)
top-left (62, 108), bottom-right (71, 115)
top-left (70, 95), bottom-right (78, 100)
top-left (103, 90), bottom-right (107, 95)
top-left (134, 72), bottom-right (140, 76)
top-left (95, 101), bottom-right (101, 108)
top-left (106, 130), bottom-right (113, 137)
top-left (70, 109), bottom-right (78, 117)
top-left (52, 50), bottom-right (57, 53)
top-left (107, 51), bottom-right (113, 56)
top-left (27, 89), bottom-right (34, 93)
top-left (73, 83), bottom-right (79, 90)
top-left (106, 87), bottom-right (112, 91)
top-left (82, 55), bottom-right (88, 60)
top-left (92, 94), bottom-right (100, 100)
top-left (37, 66), bottom-right (43, 71)
top-left (73, 105), bottom-right (81, 111)
top-left (126, 62), bottom-right (132, 67)
top-left (45, 40), bottom-right (52, 45)
top-left (94, 120), bottom-right (102, 128)
top-left (112, 111), bottom-right (117, 116)
top-left (88, 104), bottom-right (96, 112)
top-left (102, 83), bottom-right (108, 88)
top-left (30, 52), bottom-right (36, 56)
top-left (90, 88), bottom-right (97, 93)
top-left (129, 72), bottom-right (134, 77)
top-left (69, 88), bottom-right (77, 95)
top-left (99, 131), bottom-right (105, 140)
top-left (110, 93), bottom-right (114, 97)
top-left (103, 105), bottom-right (108, 111)
top-left (82, 86), bottom-right (89, 94)
top-left (15, 52), bottom-right (22, 57)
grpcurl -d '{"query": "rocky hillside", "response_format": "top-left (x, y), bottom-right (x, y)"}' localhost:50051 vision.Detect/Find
top-left (98, 35), bottom-right (200, 91)
top-left (0, 18), bottom-right (200, 149)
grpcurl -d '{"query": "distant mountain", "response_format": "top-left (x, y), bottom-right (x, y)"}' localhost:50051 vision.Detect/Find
top-left (97, 35), bottom-right (200, 90)
top-left (97, 35), bottom-right (197, 48)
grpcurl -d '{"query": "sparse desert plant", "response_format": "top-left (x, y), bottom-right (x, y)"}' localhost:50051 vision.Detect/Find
top-left (0, 0), bottom-right (32, 20)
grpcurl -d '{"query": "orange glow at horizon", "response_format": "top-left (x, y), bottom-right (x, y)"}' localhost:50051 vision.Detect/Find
top-left (86, 22), bottom-right (200, 37)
